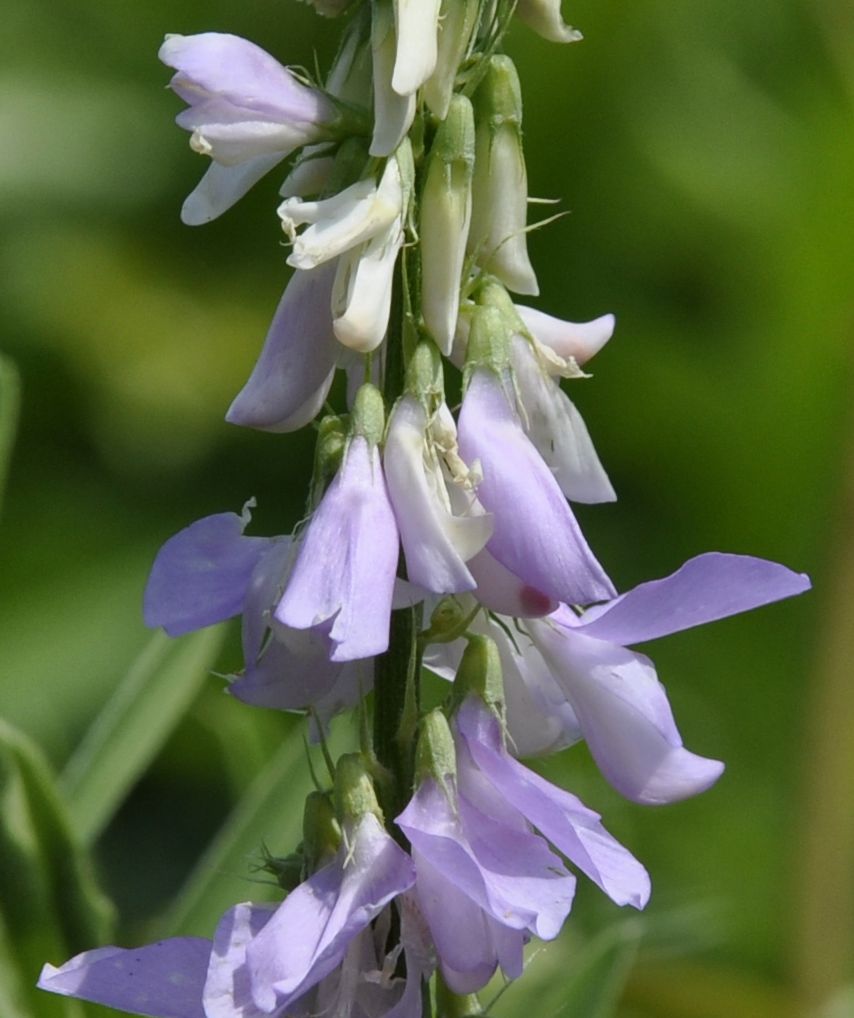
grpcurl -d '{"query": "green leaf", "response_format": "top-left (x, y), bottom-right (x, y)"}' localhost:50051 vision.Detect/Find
top-left (0, 355), bottom-right (20, 514)
top-left (60, 625), bottom-right (226, 846)
top-left (161, 722), bottom-right (346, 938)
top-left (492, 920), bottom-right (642, 1018)
top-left (551, 922), bottom-right (642, 1018)
top-left (0, 719), bottom-right (114, 1017)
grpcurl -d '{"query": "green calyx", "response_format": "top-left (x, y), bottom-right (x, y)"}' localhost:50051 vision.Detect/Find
top-left (350, 383), bottom-right (386, 446)
top-left (302, 791), bottom-right (342, 872)
top-left (334, 753), bottom-right (384, 824)
top-left (473, 55), bottom-right (523, 133)
top-left (311, 414), bottom-right (348, 506)
top-left (451, 634), bottom-right (506, 717)
top-left (415, 709), bottom-right (457, 789)
top-left (326, 136), bottom-right (372, 196)
top-left (420, 596), bottom-right (481, 647)
top-left (463, 305), bottom-right (512, 385)
top-left (405, 341), bottom-right (444, 405)
top-left (429, 94), bottom-right (476, 171)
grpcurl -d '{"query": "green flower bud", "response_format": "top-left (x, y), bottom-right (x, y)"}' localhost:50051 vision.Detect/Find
top-left (421, 95), bottom-right (475, 355)
top-left (469, 57), bottom-right (538, 296)
top-left (334, 753), bottom-right (384, 824)
top-left (350, 383), bottom-right (386, 446)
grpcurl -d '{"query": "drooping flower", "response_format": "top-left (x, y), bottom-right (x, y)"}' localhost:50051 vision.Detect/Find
top-left (526, 553), bottom-right (811, 803)
top-left (246, 814), bottom-right (415, 1011)
top-left (40, 761), bottom-right (419, 1018)
top-left (458, 357), bottom-right (616, 608)
top-left (397, 728), bottom-right (577, 992)
top-left (276, 386), bottom-right (400, 661)
top-left (143, 505), bottom-right (368, 724)
top-left (384, 393), bottom-right (492, 595)
top-left (159, 33), bottom-right (361, 224)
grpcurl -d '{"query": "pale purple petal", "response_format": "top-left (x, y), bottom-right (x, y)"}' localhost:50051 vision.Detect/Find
top-left (204, 903), bottom-right (275, 1018)
top-left (456, 698), bottom-right (650, 907)
top-left (159, 34), bottom-right (334, 125)
top-left (576, 552), bottom-right (812, 647)
top-left (409, 850), bottom-right (513, 994)
top-left (530, 622), bottom-right (724, 804)
top-left (181, 154), bottom-right (286, 225)
top-left (246, 813), bottom-right (415, 1012)
top-left (38, 939), bottom-right (210, 1018)
top-left (458, 369), bottom-right (615, 606)
top-left (275, 438), bottom-right (399, 661)
top-left (144, 510), bottom-right (274, 636)
top-left (384, 395), bottom-right (491, 593)
top-left (227, 263), bottom-right (340, 432)
top-left (397, 780), bottom-right (575, 940)
top-left (241, 539), bottom-right (294, 665)
top-left (229, 630), bottom-right (345, 711)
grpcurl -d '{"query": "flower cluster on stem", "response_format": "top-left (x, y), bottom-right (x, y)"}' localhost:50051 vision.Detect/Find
top-left (39, 2), bottom-right (810, 1016)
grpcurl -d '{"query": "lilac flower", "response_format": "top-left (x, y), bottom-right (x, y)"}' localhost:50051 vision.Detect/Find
top-left (384, 394), bottom-right (492, 594)
top-left (39, 865), bottom-right (423, 1017)
top-left (398, 772), bottom-right (575, 992)
top-left (454, 697), bottom-right (650, 907)
top-left (458, 366), bottom-right (616, 608)
top-left (144, 506), bottom-right (368, 721)
top-left (276, 431), bottom-right (400, 661)
top-left (245, 811), bottom-right (416, 1012)
top-left (226, 262), bottom-right (339, 433)
top-left (524, 553), bottom-right (811, 803)
top-left (159, 33), bottom-right (347, 225)
top-left (397, 701), bottom-right (647, 993)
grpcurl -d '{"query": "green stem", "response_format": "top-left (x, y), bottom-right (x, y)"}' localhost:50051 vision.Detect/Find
top-left (436, 973), bottom-right (482, 1017)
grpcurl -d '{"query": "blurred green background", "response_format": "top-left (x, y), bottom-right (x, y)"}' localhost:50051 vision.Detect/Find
top-left (1, 0), bottom-right (852, 1015)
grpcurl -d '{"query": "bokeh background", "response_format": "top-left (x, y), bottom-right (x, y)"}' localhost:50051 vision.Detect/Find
top-left (1, 0), bottom-right (852, 1015)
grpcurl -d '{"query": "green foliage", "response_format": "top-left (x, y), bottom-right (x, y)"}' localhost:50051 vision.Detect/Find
top-left (0, 720), bottom-right (114, 1018)
top-left (59, 626), bottom-right (226, 846)
top-left (0, 356), bottom-right (19, 515)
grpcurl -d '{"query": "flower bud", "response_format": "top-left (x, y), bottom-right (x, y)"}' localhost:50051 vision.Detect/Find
top-left (310, 414), bottom-right (348, 505)
top-left (334, 753), bottom-right (384, 824)
top-left (415, 708), bottom-right (457, 787)
top-left (469, 56), bottom-right (539, 296)
top-left (423, 0), bottom-right (480, 120)
top-left (421, 95), bottom-right (475, 355)
top-left (452, 634), bottom-right (505, 716)
top-left (302, 790), bottom-right (342, 873)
